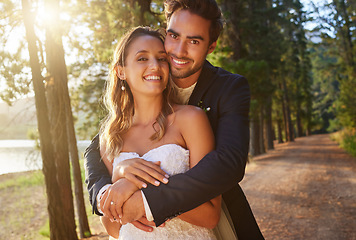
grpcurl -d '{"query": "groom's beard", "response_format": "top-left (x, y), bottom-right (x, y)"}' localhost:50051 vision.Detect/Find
top-left (168, 52), bottom-right (207, 80)
top-left (170, 61), bottom-right (202, 79)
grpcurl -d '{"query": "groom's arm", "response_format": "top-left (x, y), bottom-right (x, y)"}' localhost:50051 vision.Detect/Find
top-left (142, 75), bottom-right (250, 226)
top-left (84, 134), bottom-right (112, 215)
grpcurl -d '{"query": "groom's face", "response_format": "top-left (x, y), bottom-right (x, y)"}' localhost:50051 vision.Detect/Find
top-left (164, 9), bottom-right (216, 81)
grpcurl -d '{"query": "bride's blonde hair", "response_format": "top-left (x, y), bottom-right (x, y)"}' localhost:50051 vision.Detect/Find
top-left (100, 26), bottom-right (176, 161)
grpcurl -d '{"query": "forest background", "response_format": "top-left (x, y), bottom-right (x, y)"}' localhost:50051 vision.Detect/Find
top-left (0, 0), bottom-right (355, 239)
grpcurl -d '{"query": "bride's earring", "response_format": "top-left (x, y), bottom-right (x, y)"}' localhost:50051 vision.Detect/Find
top-left (117, 67), bottom-right (126, 91)
top-left (121, 80), bottom-right (126, 91)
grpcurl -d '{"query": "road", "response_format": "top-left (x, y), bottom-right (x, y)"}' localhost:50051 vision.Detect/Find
top-left (241, 134), bottom-right (356, 240)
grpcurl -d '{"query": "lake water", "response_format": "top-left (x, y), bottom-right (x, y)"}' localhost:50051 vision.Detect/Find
top-left (0, 139), bottom-right (91, 175)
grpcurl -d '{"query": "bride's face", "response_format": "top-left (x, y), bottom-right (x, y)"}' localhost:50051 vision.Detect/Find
top-left (119, 35), bottom-right (169, 98)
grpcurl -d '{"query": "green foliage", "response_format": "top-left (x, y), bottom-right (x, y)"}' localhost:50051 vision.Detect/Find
top-left (341, 131), bottom-right (356, 158)
top-left (209, 45), bottom-right (273, 122)
top-left (327, 118), bottom-right (342, 132)
top-left (208, 43), bottom-right (272, 99)
top-left (84, 230), bottom-right (91, 238)
top-left (210, 0), bottom-right (313, 143)
top-left (70, 69), bottom-right (107, 139)
top-left (27, 128), bottom-right (41, 150)
top-left (331, 129), bottom-right (356, 158)
top-left (0, 42), bottom-right (32, 104)
top-left (311, 0), bottom-right (356, 131)
top-left (0, 0), bottom-right (38, 104)
top-left (337, 70), bottom-right (356, 128)
top-left (72, 0), bottom-right (165, 64)
top-left (310, 43), bottom-right (340, 132)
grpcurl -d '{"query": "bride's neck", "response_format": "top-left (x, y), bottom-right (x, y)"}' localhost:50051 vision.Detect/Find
top-left (133, 95), bottom-right (163, 126)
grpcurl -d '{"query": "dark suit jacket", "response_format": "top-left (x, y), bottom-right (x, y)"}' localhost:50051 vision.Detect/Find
top-left (84, 61), bottom-right (264, 240)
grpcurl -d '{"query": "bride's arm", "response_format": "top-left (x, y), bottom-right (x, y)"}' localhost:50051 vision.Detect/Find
top-left (177, 105), bottom-right (221, 229)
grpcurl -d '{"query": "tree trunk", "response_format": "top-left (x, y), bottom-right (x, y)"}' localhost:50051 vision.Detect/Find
top-left (277, 119), bottom-right (284, 144)
top-left (306, 100), bottom-right (312, 136)
top-left (220, 0), bottom-right (244, 60)
top-left (22, 1), bottom-right (69, 239)
top-left (136, 0), bottom-right (151, 25)
top-left (259, 106), bottom-right (266, 154)
top-left (265, 96), bottom-right (274, 150)
top-left (66, 89), bottom-right (91, 238)
top-left (44, 0), bottom-right (78, 239)
top-left (249, 115), bottom-right (261, 157)
top-left (281, 79), bottom-right (294, 142)
top-left (280, 86), bottom-right (288, 141)
top-left (296, 107), bottom-right (303, 138)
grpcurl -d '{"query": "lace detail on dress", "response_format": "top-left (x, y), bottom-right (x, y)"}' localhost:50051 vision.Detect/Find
top-left (113, 144), bottom-right (217, 240)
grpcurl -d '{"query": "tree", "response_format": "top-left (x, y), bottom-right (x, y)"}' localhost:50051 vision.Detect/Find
top-left (44, 0), bottom-right (94, 238)
top-left (0, 0), bottom-right (32, 104)
top-left (330, 0), bottom-right (356, 128)
top-left (20, 0), bottom-right (92, 238)
top-left (312, 0), bottom-right (355, 129)
top-left (218, 0), bottom-right (281, 154)
top-left (22, 0), bottom-right (76, 239)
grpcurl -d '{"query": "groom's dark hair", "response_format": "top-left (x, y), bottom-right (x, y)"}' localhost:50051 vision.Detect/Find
top-left (164, 0), bottom-right (224, 44)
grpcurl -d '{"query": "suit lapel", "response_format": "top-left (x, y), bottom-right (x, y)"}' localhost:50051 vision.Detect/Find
top-left (188, 61), bottom-right (216, 106)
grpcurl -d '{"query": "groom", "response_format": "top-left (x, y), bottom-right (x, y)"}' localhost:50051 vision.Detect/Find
top-left (85, 0), bottom-right (264, 239)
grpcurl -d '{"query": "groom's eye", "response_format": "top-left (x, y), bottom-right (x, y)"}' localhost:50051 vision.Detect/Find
top-left (170, 33), bottom-right (178, 39)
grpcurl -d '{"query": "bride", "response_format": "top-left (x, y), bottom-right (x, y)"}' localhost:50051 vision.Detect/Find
top-left (98, 26), bottom-right (221, 239)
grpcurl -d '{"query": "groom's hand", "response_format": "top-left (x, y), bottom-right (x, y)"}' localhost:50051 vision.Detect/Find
top-left (120, 190), bottom-right (146, 225)
top-left (131, 217), bottom-right (166, 232)
top-left (131, 217), bottom-right (155, 232)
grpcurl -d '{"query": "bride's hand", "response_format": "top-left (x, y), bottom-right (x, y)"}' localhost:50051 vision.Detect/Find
top-left (112, 158), bottom-right (169, 189)
top-left (101, 178), bottom-right (138, 222)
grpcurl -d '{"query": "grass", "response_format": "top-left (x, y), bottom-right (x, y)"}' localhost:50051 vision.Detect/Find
top-left (0, 171), bottom-right (48, 240)
top-left (39, 220), bottom-right (50, 238)
top-left (0, 161), bottom-right (104, 240)
top-left (0, 170), bottom-right (44, 190)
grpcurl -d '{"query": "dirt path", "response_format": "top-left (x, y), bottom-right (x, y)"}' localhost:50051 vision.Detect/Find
top-left (241, 134), bottom-right (356, 240)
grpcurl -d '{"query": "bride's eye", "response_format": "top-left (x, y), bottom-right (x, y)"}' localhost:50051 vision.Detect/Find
top-left (158, 57), bottom-right (167, 62)
top-left (138, 57), bottom-right (148, 61)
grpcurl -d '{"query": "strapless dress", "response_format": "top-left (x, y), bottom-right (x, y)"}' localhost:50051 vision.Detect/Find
top-left (112, 144), bottom-right (217, 240)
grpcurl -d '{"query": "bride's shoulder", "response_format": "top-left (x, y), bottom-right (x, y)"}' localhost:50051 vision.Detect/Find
top-left (174, 104), bottom-right (204, 115)
top-left (173, 104), bottom-right (208, 124)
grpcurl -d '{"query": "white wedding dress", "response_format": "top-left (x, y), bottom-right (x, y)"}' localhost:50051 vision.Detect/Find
top-left (112, 144), bottom-right (217, 240)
